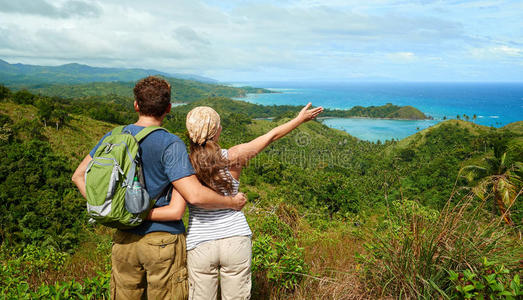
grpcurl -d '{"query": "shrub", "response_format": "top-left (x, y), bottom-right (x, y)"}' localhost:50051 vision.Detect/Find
top-left (0, 244), bottom-right (69, 296)
top-left (255, 214), bottom-right (294, 241)
top-left (0, 140), bottom-right (84, 249)
top-left (357, 196), bottom-right (521, 299)
top-left (0, 84), bottom-right (10, 101)
top-left (252, 234), bottom-right (308, 293)
top-left (1, 272), bottom-right (110, 299)
top-left (12, 90), bottom-right (35, 105)
top-left (449, 258), bottom-right (521, 299)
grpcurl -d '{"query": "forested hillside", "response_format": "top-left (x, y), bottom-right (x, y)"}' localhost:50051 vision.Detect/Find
top-left (0, 59), bottom-right (273, 103)
top-left (7, 79), bottom-right (271, 104)
top-left (0, 85), bottom-right (521, 299)
top-left (0, 59), bottom-right (215, 84)
top-left (176, 98), bottom-right (429, 120)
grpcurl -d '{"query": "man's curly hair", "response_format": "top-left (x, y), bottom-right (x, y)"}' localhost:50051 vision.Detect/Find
top-left (133, 76), bottom-right (171, 118)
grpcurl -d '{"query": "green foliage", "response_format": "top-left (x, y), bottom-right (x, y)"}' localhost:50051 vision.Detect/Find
top-left (13, 118), bottom-right (46, 140)
top-left (0, 58), bottom-right (208, 84)
top-left (325, 103), bottom-right (428, 119)
top-left (0, 112), bottom-right (10, 125)
top-left (0, 84), bottom-right (10, 101)
top-left (0, 113), bottom-right (14, 143)
top-left (449, 258), bottom-right (522, 299)
top-left (252, 234), bottom-right (307, 291)
top-left (248, 210), bottom-right (308, 295)
top-left (11, 78), bottom-right (272, 103)
top-left (178, 98), bottom-right (427, 120)
top-left (254, 214), bottom-right (294, 241)
top-left (459, 132), bottom-right (522, 226)
top-left (0, 137), bottom-right (84, 249)
top-left (0, 84), bottom-right (521, 298)
top-left (0, 244), bottom-right (68, 296)
top-left (386, 122), bottom-right (514, 209)
top-left (273, 111), bottom-right (298, 122)
top-left (35, 97), bottom-right (54, 126)
top-left (7, 87), bottom-right (136, 126)
top-left (12, 89), bottom-right (35, 105)
top-left (357, 198), bottom-right (521, 299)
top-left (1, 272), bottom-right (110, 299)
top-left (176, 97), bottom-right (300, 119)
top-left (53, 109), bottom-right (71, 130)
top-left (33, 273), bottom-right (110, 300)
top-left (241, 155), bottom-right (361, 216)
top-left (35, 97), bottom-right (72, 129)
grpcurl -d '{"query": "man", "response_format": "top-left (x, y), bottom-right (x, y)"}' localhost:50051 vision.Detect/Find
top-left (72, 76), bottom-right (246, 299)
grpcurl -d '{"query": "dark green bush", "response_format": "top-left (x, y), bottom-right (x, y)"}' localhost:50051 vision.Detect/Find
top-left (12, 90), bottom-right (35, 105)
top-left (0, 139), bottom-right (85, 249)
top-left (0, 84), bottom-right (10, 101)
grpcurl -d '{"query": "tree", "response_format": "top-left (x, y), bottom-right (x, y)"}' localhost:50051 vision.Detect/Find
top-left (36, 98), bottom-right (54, 127)
top-left (52, 109), bottom-right (70, 130)
top-left (0, 84), bottom-right (10, 101)
top-left (12, 89), bottom-right (35, 105)
top-left (460, 142), bottom-right (522, 226)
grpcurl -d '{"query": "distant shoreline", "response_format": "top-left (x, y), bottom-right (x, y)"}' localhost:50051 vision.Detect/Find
top-left (253, 116), bottom-right (434, 121)
top-left (237, 91), bottom-right (431, 120)
top-left (317, 116), bottom-right (433, 121)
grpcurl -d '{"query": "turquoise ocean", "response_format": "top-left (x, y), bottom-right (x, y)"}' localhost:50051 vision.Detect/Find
top-left (235, 82), bottom-right (523, 142)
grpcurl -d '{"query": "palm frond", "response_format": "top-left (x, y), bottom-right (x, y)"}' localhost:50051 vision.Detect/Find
top-left (459, 165), bottom-right (488, 183)
top-left (483, 157), bottom-right (501, 174)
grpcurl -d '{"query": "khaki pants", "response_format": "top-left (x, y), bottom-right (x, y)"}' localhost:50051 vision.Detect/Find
top-left (110, 230), bottom-right (188, 300)
top-left (187, 235), bottom-right (251, 300)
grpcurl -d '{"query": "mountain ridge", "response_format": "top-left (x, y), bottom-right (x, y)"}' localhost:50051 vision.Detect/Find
top-left (0, 59), bottom-right (217, 85)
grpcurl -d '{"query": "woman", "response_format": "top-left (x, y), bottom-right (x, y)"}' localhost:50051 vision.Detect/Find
top-left (148, 103), bottom-right (323, 299)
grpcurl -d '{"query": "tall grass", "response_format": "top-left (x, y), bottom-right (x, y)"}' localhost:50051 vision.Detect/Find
top-left (249, 201), bottom-right (374, 299)
top-left (357, 191), bottom-right (522, 299)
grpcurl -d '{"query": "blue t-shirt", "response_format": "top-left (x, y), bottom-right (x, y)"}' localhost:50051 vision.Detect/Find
top-left (90, 124), bottom-right (195, 235)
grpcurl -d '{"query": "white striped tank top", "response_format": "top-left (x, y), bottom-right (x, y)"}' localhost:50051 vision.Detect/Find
top-left (186, 149), bottom-right (252, 251)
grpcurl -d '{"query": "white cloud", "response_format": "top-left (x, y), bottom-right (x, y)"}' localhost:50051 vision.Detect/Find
top-left (0, 0), bottom-right (521, 81)
top-left (0, 0), bottom-right (101, 18)
top-left (470, 45), bottom-right (522, 59)
top-left (494, 46), bottom-right (522, 56)
top-left (387, 52), bottom-right (416, 61)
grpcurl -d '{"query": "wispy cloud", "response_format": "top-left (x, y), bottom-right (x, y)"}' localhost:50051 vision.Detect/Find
top-left (0, 0), bottom-right (521, 81)
top-left (0, 0), bottom-right (101, 18)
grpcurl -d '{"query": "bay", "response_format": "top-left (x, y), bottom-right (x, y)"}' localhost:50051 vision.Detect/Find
top-left (234, 82), bottom-right (523, 141)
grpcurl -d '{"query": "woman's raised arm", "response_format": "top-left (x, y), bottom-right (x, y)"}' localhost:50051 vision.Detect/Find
top-left (227, 103), bottom-right (323, 170)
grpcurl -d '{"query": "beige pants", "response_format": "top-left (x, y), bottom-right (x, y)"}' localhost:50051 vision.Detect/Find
top-left (110, 230), bottom-right (188, 300)
top-left (187, 235), bottom-right (252, 300)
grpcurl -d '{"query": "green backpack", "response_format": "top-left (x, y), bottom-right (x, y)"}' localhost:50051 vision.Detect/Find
top-left (85, 125), bottom-right (166, 229)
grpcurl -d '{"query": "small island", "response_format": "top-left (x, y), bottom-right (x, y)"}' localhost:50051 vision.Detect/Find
top-left (321, 103), bottom-right (430, 120)
top-left (237, 86), bottom-right (276, 96)
top-left (179, 98), bottom-right (430, 121)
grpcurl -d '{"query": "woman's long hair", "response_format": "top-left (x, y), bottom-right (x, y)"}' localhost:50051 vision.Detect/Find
top-left (189, 139), bottom-right (234, 196)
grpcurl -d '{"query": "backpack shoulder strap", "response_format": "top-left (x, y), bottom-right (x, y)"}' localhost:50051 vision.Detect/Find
top-left (111, 125), bottom-right (125, 135)
top-left (134, 126), bottom-right (169, 142)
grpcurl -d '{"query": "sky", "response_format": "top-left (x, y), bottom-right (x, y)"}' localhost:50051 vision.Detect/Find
top-left (0, 0), bottom-right (521, 82)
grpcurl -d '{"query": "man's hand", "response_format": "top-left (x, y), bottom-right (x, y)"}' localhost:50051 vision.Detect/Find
top-left (231, 192), bottom-right (247, 211)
